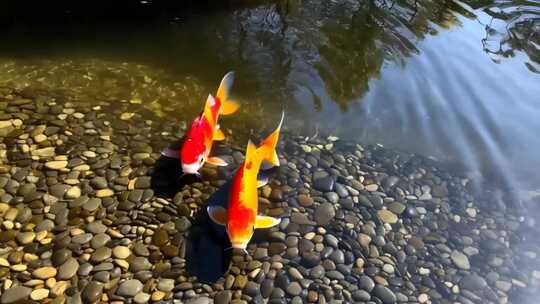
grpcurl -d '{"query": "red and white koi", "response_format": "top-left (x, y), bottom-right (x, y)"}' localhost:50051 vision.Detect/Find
top-left (162, 72), bottom-right (239, 175)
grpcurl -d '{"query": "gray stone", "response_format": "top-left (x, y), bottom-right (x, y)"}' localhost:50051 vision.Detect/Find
top-left (52, 248), bottom-right (72, 266)
top-left (157, 278), bottom-right (175, 292)
top-left (134, 293), bottom-right (151, 304)
top-left (451, 250), bottom-right (470, 270)
top-left (130, 257), bottom-right (152, 272)
top-left (460, 274), bottom-right (487, 291)
top-left (90, 177), bottom-right (108, 189)
top-left (373, 285), bottom-right (396, 304)
top-left (353, 290), bottom-right (371, 301)
top-left (86, 222), bottom-right (107, 234)
top-left (58, 258), bottom-right (79, 280)
top-left (117, 279), bottom-right (143, 297)
top-left (324, 192), bottom-right (339, 204)
top-left (285, 282), bottom-right (302, 296)
top-left (91, 233), bottom-right (110, 249)
top-left (186, 297), bottom-right (211, 304)
top-left (82, 281), bottom-right (103, 303)
top-left (91, 247), bottom-right (112, 262)
top-left (314, 203), bottom-right (335, 226)
top-left (83, 198), bottom-right (101, 212)
top-left (214, 291), bottom-right (232, 304)
top-left (1, 286), bottom-right (32, 304)
top-left (359, 275), bottom-right (375, 292)
top-left (72, 233), bottom-right (93, 244)
top-left (313, 175), bottom-right (334, 192)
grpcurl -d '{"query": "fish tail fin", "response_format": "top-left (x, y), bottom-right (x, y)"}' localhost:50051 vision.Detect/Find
top-left (216, 71), bottom-right (239, 115)
top-left (259, 111), bottom-right (284, 167)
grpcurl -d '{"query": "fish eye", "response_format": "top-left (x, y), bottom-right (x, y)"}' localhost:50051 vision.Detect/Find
top-left (199, 156), bottom-right (205, 164)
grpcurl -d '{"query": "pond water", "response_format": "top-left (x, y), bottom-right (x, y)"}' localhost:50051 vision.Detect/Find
top-left (4, 0), bottom-right (539, 199)
top-left (1, 1), bottom-right (540, 303)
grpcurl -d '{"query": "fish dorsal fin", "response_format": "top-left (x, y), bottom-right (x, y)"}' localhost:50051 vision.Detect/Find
top-left (254, 215), bottom-right (281, 229)
top-left (216, 72), bottom-right (239, 115)
top-left (207, 206), bottom-right (227, 225)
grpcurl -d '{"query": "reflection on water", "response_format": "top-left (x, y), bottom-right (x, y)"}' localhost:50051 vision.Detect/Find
top-left (1, 0), bottom-right (540, 196)
top-left (479, 0), bottom-right (540, 73)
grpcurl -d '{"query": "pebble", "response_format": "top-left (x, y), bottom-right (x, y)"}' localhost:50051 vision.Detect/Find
top-left (82, 281), bottom-right (103, 303)
top-left (113, 246), bottom-right (131, 259)
top-left (157, 278), bottom-right (175, 292)
top-left (96, 189), bottom-right (114, 197)
top-left (359, 275), bottom-right (375, 292)
top-left (134, 293), bottom-right (151, 304)
top-left (418, 293), bottom-right (429, 303)
top-left (45, 160), bottom-right (68, 170)
top-left (16, 232), bottom-right (35, 244)
top-left (58, 258), bottom-right (79, 280)
top-left (0, 286), bottom-right (32, 304)
top-left (378, 210), bottom-right (398, 224)
top-left (130, 257), bottom-right (152, 272)
top-left (314, 202), bottom-right (335, 225)
top-left (373, 285), bottom-right (396, 304)
top-left (32, 267), bottom-right (57, 279)
top-left (460, 274), bottom-right (487, 290)
top-left (313, 175), bottom-right (334, 192)
top-left (30, 289), bottom-right (49, 301)
top-left (451, 250), bottom-right (470, 270)
top-left (66, 186), bottom-right (81, 198)
top-left (117, 279), bottom-right (144, 297)
top-left (286, 282), bottom-right (302, 296)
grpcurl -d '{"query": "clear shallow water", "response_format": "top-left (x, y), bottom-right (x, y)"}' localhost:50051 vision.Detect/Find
top-left (1, 0), bottom-right (539, 198)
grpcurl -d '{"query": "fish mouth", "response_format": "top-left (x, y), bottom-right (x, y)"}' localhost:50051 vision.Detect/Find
top-left (182, 162), bottom-right (200, 175)
top-left (231, 242), bottom-right (248, 249)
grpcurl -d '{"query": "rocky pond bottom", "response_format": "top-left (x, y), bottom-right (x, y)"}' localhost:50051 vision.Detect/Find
top-left (0, 85), bottom-right (539, 304)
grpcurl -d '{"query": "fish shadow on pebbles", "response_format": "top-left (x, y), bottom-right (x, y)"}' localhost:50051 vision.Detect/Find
top-left (185, 180), bottom-right (233, 283)
top-left (185, 170), bottom-right (278, 283)
top-left (150, 139), bottom-right (201, 197)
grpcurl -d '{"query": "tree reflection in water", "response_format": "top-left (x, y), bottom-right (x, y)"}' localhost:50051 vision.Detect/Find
top-left (478, 0), bottom-right (540, 73)
top-left (215, 0), bottom-right (539, 110)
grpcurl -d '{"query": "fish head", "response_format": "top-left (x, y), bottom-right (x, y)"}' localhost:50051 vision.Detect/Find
top-left (226, 207), bottom-right (255, 250)
top-left (181, 130), bottom-right (207, 175)
top-left (226, 225), bottom-right (254, 250)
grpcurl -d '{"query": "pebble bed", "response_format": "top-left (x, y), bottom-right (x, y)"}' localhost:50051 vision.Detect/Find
top-left (1, 80), bottom-right (540, 304)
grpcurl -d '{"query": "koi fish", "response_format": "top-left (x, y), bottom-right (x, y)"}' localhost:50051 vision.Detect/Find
top-left (207, 113), bottom-right (284, 250)
top-left (161, 72), bottom-right (239, 175)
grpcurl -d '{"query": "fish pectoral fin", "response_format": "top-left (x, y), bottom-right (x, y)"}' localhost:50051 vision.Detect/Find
top-left (213, 128), bottom-right (226, 141)
top-left (207, 156), bottom-right (228, 166)
top-left (270, 151), bottom-right (280, 166)
top-left (257, 172), bottom-right (269, 188)
top-left (207, 206), bottom-right (227, 225)
top-left (220, 99), bottom-right (240, 115)
top-left (254, 215), bottom-right (281, 229)
top-left (161, 148), bottom-right (180, 159)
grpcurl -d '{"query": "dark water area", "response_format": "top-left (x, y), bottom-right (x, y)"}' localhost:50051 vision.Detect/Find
top-left (3, 0), bottom-right (539, 200)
